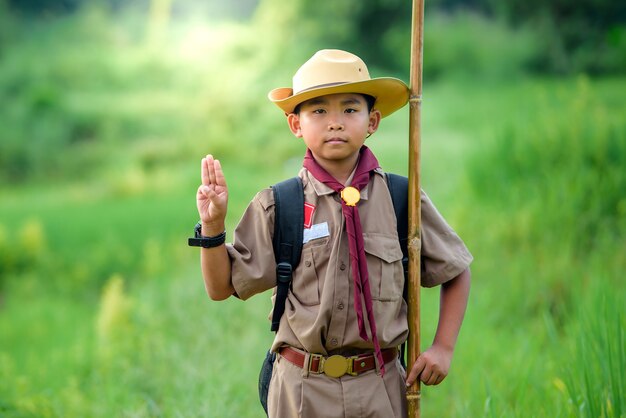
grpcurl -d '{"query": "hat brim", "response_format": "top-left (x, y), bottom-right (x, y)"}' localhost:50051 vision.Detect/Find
top-left (268, 77), bottom-right (409, 118)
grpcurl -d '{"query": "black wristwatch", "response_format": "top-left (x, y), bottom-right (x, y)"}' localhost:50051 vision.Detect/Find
top-left (188, 222), bottom-right (226, 248)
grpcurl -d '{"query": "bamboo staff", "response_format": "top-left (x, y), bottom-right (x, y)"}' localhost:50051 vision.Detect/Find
top-left (406, 0), bottom-right (425, 416)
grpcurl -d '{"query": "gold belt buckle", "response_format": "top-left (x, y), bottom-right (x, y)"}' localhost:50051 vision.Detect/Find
top-left (320, 355), bottom-right (356, 378)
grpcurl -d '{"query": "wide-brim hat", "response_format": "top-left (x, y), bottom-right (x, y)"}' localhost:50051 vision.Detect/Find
top-left (268, 49), bottom-right (409, 118)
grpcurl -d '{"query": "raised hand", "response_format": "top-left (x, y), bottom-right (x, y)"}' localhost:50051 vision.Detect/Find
top-left (196, 155), bottom-right (228, 235)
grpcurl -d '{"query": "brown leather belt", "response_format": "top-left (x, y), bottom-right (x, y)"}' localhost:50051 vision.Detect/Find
top-left (278, 346), bottom-right (398, 378)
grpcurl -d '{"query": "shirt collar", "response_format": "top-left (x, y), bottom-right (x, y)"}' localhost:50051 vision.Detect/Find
top-left (300, 167), bottom-right (384, 201)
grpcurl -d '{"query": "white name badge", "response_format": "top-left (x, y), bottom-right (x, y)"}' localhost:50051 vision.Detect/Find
top-left (303, 222), bottom-right (330, 244)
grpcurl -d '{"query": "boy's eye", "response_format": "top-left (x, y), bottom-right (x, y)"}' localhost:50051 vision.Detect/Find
top-left (312, 108), bottom-right (326, 114)
top-left (345, 108), bottom-right (357, 113)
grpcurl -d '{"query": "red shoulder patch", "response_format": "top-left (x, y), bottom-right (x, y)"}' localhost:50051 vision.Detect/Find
top-left (304, 203), bottom-right (316, 229)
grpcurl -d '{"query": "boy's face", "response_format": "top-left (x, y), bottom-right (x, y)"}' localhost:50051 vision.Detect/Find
top-left (287, 93), bottom-right (381, 168)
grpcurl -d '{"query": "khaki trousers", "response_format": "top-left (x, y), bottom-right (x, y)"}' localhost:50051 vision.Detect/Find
top-left (268, 353), bottom-right (407, 418)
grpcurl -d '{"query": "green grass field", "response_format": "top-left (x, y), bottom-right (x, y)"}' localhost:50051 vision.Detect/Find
top-left (1, 8), bottom-right (625, 418)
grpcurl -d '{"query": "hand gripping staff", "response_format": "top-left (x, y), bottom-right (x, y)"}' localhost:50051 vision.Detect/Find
top-left (407, 0), bottom-right (425, 417)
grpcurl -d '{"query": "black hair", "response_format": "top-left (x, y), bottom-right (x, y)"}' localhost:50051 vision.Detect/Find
top-left (293, 93), bottom-right (376, 115)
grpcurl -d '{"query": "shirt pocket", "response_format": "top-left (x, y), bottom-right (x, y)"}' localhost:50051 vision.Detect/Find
top-left (292, 240), bottom-right (328, 306)
top-left (363, 233), bottom-right (404, 301)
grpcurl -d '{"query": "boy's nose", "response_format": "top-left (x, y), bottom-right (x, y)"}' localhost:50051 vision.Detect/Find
top-left (328, 121), bottom-right (344, 130)
top-left (328, 115), bottom-right (344, 130)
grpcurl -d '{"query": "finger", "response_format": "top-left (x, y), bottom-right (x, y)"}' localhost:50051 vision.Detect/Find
top-left (197, 184), bottom-right (211, 198)
top-left (406, 356), bottom-right (425, 387)
top-left (433, 374), bottom-right (446, 386)
top-left (419, 363), bottom-right (434, 384)
top-left (201, 157), bottom-right (210, 186)
top-left (207, 154), bottom-right (217, 186)
top-left (213, 159), bottom-right (227, 188)
top-left (424, 371), bottom-right (438, 386)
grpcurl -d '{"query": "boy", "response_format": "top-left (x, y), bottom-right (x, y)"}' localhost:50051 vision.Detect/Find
top-left (193, 49), bottom-right (472, 417)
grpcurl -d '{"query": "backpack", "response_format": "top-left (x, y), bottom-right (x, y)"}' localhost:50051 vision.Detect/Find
top-left (258, 173), bottom-right (409, 415)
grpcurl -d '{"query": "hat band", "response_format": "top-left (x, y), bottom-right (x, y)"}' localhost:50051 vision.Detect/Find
top-left (294, 81), bottom-right (352, 95)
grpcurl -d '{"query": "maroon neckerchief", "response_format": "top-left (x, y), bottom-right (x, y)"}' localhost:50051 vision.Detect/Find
top-left (303, 145), bottom-right (386, 376)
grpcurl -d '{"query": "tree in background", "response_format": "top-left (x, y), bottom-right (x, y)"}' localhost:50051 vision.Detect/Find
top-left (485, 0), bottom-right (626, 74)
top-left (291, 0), bottom-right (626, 75)
top-left (3, 0), bottom-right (625, 74)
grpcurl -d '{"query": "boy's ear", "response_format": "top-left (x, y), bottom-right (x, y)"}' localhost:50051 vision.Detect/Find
top-left (287, 113), bottom-right (302, 137)
top-left (368, 109), bottom-right (382, 135)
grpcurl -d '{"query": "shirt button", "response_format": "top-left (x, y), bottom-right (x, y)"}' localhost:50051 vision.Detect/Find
top-left (339, 263), bottom-right (346, 271)
top-left (305, 260), bottom-right (312, 267)
top-left (337, 302), bottom-right (344, 310)
top-left (330, 338), bottom-right (338, 346)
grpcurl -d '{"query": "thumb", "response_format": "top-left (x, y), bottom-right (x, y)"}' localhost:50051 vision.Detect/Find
top-left (197, 185), bottom-right (210, 197)
top-left (197, 185), bottom-right (214, 204)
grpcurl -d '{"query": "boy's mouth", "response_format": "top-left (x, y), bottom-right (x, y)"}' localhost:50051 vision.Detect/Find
top-left (326, 137), bottom-right (348, 144)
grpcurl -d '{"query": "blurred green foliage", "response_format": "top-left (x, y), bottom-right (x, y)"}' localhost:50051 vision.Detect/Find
top-left (468, 77), bottom-right (626, 254)
top-left (562, 288), bottom-right (625, 418)
top-left (461, 76), bottom-right (626, 334)
top-left (486, 0), bottom-right (626, 74)
top-left (3, 0), bottom-right (625, 74)
top-left (0, 0), bottom-right (579, 185)
top-left (0, 220), bottom-right (45, 293)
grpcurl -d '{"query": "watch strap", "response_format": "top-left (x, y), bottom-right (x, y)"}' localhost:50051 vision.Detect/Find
top-left (188, 222), bottom-right (226, 248)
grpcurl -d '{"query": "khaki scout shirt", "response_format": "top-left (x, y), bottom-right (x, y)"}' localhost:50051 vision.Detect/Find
top-left (227, 167), bottom-right (473, 355)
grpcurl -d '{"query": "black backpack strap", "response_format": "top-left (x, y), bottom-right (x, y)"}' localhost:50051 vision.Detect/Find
top-left (385, 173), bottom-right (409, 279)
top-left (270, 177), bottom-right (304, 332)
top-left (385, 173), bottom-right (409, 368)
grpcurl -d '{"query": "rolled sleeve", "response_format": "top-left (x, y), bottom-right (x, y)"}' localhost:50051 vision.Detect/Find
top-left (420, 190), bottom-right (473, 287)
top-left (227, 189), bottom-right (277, 300)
